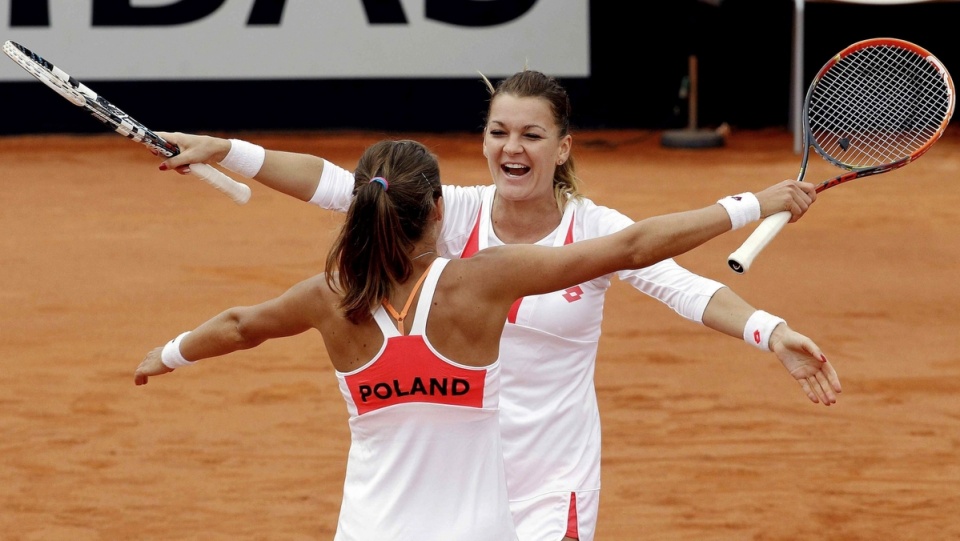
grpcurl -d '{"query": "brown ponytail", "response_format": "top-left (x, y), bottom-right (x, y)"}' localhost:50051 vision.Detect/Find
top-left (324, 140), bottom-right (442, 324)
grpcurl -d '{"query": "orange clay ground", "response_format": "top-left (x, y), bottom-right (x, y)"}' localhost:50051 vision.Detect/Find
top-left (1, 127), bottom-right (959, 541)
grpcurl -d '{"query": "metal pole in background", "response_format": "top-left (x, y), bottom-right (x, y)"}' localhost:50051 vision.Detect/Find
top-left (792, 0), bottom-right (805, 154)
top-left (660, 0), bottom-right (727, 149)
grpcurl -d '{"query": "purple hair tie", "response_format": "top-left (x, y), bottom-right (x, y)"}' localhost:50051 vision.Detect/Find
top-left (370, 177), bottom-right (389, 190)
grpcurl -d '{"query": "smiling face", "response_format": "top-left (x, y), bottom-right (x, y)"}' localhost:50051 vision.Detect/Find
top-left (482, 93), bottom-right (571, 204)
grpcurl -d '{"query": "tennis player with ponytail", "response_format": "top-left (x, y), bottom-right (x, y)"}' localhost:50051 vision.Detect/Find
top-left (153, 70), bottom-right (841, 541)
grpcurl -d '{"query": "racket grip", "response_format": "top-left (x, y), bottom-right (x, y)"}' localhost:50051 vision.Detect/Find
top-left (726, 211), bottom-right (791, 274)
top-left (189, 163), bottom-right (252, 205)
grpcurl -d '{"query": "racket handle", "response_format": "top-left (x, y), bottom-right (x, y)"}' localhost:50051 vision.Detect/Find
top-left (189, 163), bottom-right (252, 205)
top-left (726, 211), bottom-right (790, 274)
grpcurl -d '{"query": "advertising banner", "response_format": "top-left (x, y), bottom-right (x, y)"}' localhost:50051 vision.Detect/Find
top-left (0, 0), bottom-right (590, 81)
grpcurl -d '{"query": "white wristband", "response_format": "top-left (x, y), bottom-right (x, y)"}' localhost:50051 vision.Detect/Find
top-left (218, 139), bottom-right (265, 178)
top-left (161, 332), bottom-right (196, 369)
top-left (716, 192), bottom-right (761, 230)
top-left (743, 310), bottom-right (786, 351)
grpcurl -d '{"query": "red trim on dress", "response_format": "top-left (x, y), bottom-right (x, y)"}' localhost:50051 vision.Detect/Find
top-left (564, 213), bottom-right (576, 245)
top-left (565, 491), bottom-right (579, 538)
top-left (462, 208), bottom-right (578, 324)
top-left (459, 209), bottom-right (483, 259)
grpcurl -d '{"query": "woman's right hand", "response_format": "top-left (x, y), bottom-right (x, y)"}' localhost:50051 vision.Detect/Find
top-left (754, 179), bottom-right (817, 223)
top-left (154, 132), bottom-right (232, 175)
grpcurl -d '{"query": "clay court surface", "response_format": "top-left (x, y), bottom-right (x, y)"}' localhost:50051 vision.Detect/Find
top-left (2, 127), bottom-right (959, 541)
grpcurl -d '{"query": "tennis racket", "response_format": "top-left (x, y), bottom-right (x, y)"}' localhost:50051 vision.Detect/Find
top-left (3, 40), bottom-right (251, 205)
top-left (727, 37), bottom-right (954, 274)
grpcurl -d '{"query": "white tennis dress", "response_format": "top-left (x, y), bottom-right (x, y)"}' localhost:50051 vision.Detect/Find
top-left (333, 258), bottom-right (517, 541)
top-left (315, 164), bottom-right (724, 541)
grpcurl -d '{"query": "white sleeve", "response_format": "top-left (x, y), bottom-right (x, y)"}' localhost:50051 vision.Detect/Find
top-left (580, 199), bottom-right (726, 324)
top-left (617, 262), bottom-right (725, 323)
top-left (436, 184), bottom-right (485, 258)
top-left (308, 159), bottom-right (355, 212)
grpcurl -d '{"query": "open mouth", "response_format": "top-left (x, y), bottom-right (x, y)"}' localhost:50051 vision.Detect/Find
top-left (502, 164), bottom-right (530, 177)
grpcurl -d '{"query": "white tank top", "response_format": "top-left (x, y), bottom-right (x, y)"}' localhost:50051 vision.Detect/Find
top-left (334, 258), bottom-right (517, 541)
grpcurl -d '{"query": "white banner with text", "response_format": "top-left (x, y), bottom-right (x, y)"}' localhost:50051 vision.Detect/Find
top-left (0, 0), bottom-right (589, 81)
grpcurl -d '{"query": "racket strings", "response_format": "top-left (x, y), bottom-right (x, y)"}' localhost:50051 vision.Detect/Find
top-left (817, 48), bottom-right (942, 160)
top-left (814, 54), bottom-right (939, 163)
top-left (807, 43), bottom-right (953, 169)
